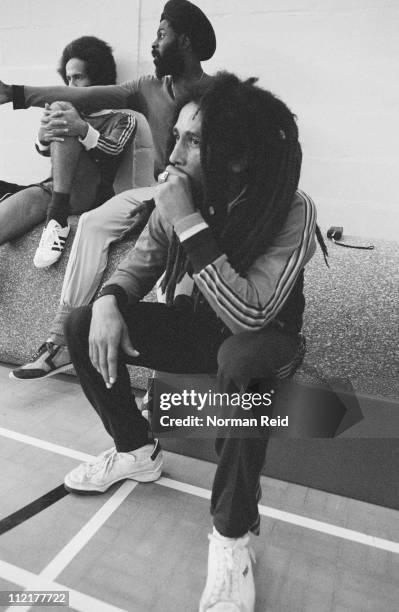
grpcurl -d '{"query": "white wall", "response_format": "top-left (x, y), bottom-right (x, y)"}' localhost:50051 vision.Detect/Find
top-left (1, 0), bottom-right (398, 239)
top-left (0, 0), bottom-right (140, 184)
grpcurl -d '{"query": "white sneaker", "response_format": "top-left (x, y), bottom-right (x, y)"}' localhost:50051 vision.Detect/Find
top-left (199, 533), bottom-right (255, 612)
top-left (33, 219), bottom-right (70, 268)
top-left (64, 440), bottom-right (163, 493)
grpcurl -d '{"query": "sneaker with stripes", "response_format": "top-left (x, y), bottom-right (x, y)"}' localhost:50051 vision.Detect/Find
top-left (33, 219), bottom-right (70, 268)
top-left (9, 342), bottom-right (72, 380)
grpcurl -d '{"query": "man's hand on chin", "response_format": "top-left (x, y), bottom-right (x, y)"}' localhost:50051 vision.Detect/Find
top-left (155, 166), bottom-right (196, 227)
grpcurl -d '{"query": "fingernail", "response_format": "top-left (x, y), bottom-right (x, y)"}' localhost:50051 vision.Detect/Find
top-left (109, 377), bottom-right (116, 384)
top-left (106, 382), bottom-right (112, 389)
top-left (133, 350), bottom-right (140, 357)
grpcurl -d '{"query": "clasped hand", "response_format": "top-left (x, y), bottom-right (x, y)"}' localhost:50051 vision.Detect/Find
top-left (39, 102), bottom-right (88, 143)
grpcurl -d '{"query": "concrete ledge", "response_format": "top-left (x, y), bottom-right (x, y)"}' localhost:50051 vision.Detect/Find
top-left (1, 224), bottom-right (397, 401)
top-left (0, 215), bottom-right (151, 388)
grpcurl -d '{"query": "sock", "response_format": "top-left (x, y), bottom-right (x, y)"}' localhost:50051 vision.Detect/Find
top-left (46, 191), bottom-right (70, 227)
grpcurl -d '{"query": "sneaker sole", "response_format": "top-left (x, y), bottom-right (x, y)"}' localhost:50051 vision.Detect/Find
top-left (9, 362), bottom-right (73, 381)
top-left (33, 256), bottom-right (63, 269)
top-left (64, 465), bottom-right (163, 494)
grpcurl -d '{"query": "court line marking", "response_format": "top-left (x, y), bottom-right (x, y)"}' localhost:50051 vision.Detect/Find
top-left (1, 481), bottom-right (136, 612)
top-left (1, 426), bottom-right (399, 555)
top-left (0, 558), bottom-right (127, 612)
top-left (157, 477), bottom-right (399, 554)
top-left (40, 480), bottom-right (138, 582)
top-left (0, 485), bottom-right (69, 536)
top-left (0, 427), bottom-right (93, 462)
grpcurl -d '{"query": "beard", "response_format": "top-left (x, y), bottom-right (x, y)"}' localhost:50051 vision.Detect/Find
top-left (153, 39), bottom-right (185, 79)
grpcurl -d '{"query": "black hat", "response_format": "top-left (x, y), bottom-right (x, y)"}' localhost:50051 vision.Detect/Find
top-left (161, 0), bottom-right (216, 61)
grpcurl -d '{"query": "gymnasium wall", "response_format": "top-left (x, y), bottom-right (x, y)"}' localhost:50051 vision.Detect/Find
top-left (0, 0), bottom-right (397, 239)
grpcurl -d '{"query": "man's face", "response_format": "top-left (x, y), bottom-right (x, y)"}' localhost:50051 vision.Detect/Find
top-left (168, 102), bottom-right (203, 190)
top-left (152, 20), bottom-right (185, 79)
top-left (65, 58), bottom-right (92, 87)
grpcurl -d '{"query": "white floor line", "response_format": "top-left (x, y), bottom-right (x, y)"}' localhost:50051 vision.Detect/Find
top-left (157, 477), bottom-right (399, 554)
top-left (1, 481), bottom-right (136, 612)
top-left (1, 426), bottom-right (399, 555)
top-left (40, 480), bottom-right (138, 582)
top-left (0, 427), bottom-right (93, 463)
top-left (0, 559), bottom-right (128, 612)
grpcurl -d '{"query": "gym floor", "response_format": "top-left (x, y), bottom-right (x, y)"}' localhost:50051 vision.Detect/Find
top-left (0, 364), bottom-right (398, 612)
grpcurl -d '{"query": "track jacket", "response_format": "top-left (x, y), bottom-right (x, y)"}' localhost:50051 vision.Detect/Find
top-left (100, 190), bottom-right (317, 335)
top-left (35, 109), bottom-right (136, 204)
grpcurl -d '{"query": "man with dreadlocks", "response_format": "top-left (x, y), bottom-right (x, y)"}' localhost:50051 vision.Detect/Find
top-left (64, 72), bottom-right (318, 611)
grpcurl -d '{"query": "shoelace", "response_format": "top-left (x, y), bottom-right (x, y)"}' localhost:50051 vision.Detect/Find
top-left (30, 341), bottom-right (55, 361)
top-left (208, 535), bottom-right (250, 608)
top-left (85, 448), bottom-right (120, 478)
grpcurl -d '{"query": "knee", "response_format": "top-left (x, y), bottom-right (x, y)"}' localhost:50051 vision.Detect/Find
top-left (78, 208), bottom-right (103, 237)
top-left (217, 333), bottom-right (255, 383)
top-left (64, 306), bottom-right (92, 350)
top-left (49, 100), bottom-right (74, 112)
top-left (77, 208), bottom-right (103, 234)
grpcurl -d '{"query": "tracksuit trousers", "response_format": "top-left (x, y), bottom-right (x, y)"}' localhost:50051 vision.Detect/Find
top-left (65, 301), bottom-right (302, 538)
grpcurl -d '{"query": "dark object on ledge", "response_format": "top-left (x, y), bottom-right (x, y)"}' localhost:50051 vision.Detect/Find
top-left (327, 225), bottom-right (374, 250)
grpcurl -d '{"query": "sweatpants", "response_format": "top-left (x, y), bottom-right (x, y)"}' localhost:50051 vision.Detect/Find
top-left (49, 185), bottom-right (157, 344)
top-left (65, 301), bottom-right (303, 538)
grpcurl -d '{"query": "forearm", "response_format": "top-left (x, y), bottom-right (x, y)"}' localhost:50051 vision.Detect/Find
top-left (13, 84), bottom-right (130, 113)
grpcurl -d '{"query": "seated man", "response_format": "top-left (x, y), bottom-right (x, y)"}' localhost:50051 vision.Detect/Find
top-left (0, 36), bottom-right (136, 267)
top-left (8, 0), bottom-right (216, 380)
top-left (64, 73), bottom-right (318, 611)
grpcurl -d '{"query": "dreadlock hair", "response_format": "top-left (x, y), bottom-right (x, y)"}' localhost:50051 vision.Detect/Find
top-left (162, 71), bottom-right (307, 303)
top-left (57, 36), bottom-right (116, 86)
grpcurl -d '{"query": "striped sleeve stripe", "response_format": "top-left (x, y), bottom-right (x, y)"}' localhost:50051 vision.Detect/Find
top-left (96, 114), bottom-right (135, 155)
top-left (261, 192), bottom-right (316, 319)
top-left (195, 272), bottom-right (265, 330)
top-left (198, 266), bottom-right (267, 322)
top-left (203, 192), bottom-right (315, 319)
top-left (200, 243), bottom-right (301, 322)
top-left (197, 250), bottom-right (299, 329)
top-left (196, 194), bottom-right (316, 329)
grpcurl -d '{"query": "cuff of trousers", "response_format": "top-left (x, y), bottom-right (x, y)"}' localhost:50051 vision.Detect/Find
top-left (49, 304), bottom-right (74, 344)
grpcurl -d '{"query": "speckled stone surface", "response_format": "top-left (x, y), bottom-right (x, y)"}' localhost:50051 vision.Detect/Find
top-left (0, 215), bottom-right (151, 389)
top-left (0, 222), bottom-right (397, 399)
top-left (301, 237), bottom-right (398, 401)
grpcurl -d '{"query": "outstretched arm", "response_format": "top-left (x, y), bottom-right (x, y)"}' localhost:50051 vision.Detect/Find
top-left (1, 80), bottom-right (137, 113)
